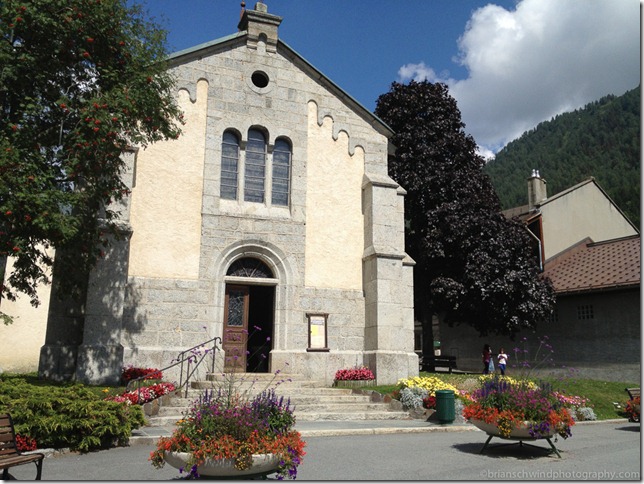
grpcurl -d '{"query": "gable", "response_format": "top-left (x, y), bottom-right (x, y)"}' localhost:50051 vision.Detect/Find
top-left (166, 34), bottom-right (393, 140)
top-left (540, 179), bottom-right (638, 259)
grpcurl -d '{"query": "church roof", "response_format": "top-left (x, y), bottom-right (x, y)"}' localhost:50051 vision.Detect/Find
top-left (542, 235), bottom-right (640, 295)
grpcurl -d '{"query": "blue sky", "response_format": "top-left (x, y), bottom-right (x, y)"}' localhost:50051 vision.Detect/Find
top-left (137, 0), bottom-right (640, 157)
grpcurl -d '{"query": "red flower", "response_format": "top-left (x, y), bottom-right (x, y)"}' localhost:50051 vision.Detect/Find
top-left (15, 435), bottom-right (37, 452)
top-left (334, 366), bottom-right (375, 381)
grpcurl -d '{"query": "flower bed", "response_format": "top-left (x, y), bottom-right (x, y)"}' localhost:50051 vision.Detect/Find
top-left (334, 366), bottom-right (375, 381)
top-left (395, 376), bottom-right (459, 410)
top-left (106, 382), bottom-right (176, 406)
top-left (121, 366), bottom-right (163, 383)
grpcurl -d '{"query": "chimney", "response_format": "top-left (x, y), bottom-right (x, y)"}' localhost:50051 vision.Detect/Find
top-left (528, 169), bottom-right (547, 210)
top-left (237, 2), bottom-right (283, 53)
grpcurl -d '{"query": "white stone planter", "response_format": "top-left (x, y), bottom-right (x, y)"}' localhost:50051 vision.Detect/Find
top-left (470, 419), bottom-right (555, 439)
top-left (470, 418), bottom-right (563, 458)
top-left (164, 451), bottom-right (280, 477)
top-left (333, 380), bottom-right (374, 388)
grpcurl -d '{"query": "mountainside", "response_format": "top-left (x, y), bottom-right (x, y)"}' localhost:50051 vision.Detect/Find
top-left (484, 85), bottom-right (640, 228)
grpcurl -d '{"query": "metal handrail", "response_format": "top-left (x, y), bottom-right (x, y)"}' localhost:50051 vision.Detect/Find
top-left (125, 336), bottom-right (222, 401)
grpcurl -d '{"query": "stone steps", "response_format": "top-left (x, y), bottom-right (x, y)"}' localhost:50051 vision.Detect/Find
top-left (154, 401), bottom-right (394, 418)
top-left (144, 374), bottom-right (410, 426)
top-left (160, 393), bottom-right (371, 408)
top-left (295, 411), bottom-right (410, 421)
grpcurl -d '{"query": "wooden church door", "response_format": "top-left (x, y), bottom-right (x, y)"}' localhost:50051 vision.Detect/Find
top-left (223, 285), bottom-right (249, 372)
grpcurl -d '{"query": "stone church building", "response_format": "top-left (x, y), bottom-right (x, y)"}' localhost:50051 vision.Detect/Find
top-left (30, 3), bottom-right (417, 385)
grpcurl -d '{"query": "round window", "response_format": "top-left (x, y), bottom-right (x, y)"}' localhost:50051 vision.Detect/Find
top-left (251, 71), bottom-right (269, 89)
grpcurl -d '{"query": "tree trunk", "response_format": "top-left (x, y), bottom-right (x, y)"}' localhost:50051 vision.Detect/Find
top-left (415, 289), bottom-right (435, 372)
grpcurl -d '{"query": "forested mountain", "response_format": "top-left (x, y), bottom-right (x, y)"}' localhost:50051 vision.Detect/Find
top-left (484, 85), bottom-right (640, 228)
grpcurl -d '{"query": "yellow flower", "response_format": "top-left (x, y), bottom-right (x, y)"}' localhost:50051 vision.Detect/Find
top-left (396, 376), bottom-right (458, 394)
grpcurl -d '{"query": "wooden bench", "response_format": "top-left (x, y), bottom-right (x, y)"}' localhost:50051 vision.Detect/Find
top-left (423, 356), bottom-right (458, 373)
top-left (625, 388), bottom-right (640, 423)
top-left (0, 413), bottom-right (44, 480)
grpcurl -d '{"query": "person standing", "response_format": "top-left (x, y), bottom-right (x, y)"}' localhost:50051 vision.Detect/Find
top-left (482, 344), bottom-right (492, 374)
top-left (497, 347), bottom-right (508, 376)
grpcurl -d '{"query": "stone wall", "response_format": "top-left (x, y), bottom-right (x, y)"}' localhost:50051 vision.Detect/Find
top-left (439, 288), bottom-right (640, 383)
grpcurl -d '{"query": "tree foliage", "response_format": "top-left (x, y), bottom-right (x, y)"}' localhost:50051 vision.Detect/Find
top-left (485, 85), bottom-right (640, 228)
top-left (0, 0), bottom-right (183, 317)
top-left (374, 80), bottom-right (555, 343)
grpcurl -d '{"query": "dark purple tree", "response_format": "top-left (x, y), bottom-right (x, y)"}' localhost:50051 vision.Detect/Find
top-left (375, 80), bottom-right (555, 365)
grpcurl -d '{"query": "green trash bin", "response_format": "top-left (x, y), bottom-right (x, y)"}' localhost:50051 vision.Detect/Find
top-left (435, 390), bottom-right (455, 423)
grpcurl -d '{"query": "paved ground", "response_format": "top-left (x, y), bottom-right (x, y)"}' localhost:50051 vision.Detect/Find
top-left (6, 419), bottom-right (639, 481)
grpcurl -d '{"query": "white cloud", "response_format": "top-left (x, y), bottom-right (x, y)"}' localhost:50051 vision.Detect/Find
top-left (399, 0), bottom-right (640, 154)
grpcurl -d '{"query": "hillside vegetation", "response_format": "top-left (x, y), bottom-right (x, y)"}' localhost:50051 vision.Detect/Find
top-left (484, 85), bottom-right (640, 228)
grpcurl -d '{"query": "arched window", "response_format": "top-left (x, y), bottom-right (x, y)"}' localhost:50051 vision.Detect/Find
top-left (220, 131), bottom-right (239, 200)
top-left (244, 129), bottom-right (266, 203)
top-left (226, 257), bottom-right (274, 278)
top-left (272, 138), bottom-right (291, 206)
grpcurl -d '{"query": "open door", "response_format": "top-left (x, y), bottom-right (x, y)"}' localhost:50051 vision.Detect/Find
top-left (223, 285), bottom-right (249, 372)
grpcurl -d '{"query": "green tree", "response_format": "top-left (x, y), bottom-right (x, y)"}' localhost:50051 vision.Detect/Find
top-left (374, 80), bottom-right (555, 364)
top-left (485, 86), bottom-right (640, 228)
top-left (0, 0), bottom-right (183, 322)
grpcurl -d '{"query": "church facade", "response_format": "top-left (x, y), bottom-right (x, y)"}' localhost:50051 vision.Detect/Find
top-left (34, 3), bottom-right (417, 385)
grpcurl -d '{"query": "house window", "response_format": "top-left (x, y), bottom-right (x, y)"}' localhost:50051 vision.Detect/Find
top-left (244, 129), bottom-right (266, 203)
top-left (577, 304), bottom-right (594, 320)
top-left (272, 138), bottom-right (291, 206)
top-left (549, 309), bottom-right (559, 324)
top-left (220, 131), bottom-right (239, 200)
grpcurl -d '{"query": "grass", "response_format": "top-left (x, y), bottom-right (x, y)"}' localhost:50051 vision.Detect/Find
top-left (359, 372), bottom-right (638, 420)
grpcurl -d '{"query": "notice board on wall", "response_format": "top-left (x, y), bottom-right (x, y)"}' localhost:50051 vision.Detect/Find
top-left (307, 313), bottom-right (329, 352)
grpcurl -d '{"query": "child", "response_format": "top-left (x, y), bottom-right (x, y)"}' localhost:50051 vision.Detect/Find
top-left (482, 344), bottom-right (492, 374)
top-left (497, 348), bottom-right (508, 376)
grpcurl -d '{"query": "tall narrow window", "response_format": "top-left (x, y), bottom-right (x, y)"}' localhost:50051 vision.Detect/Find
top-left (245, 129), bottom-right (266, 203)
top-left (220, 131), bottom-right (239, 200)
top-left (272, 138), bottom-right (291, 206)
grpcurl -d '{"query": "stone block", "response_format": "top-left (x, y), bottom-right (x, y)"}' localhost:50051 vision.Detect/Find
top-left (75, 344), bottom-right (124, 385)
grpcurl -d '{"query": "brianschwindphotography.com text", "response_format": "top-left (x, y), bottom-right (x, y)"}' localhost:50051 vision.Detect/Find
top-left (480, 469), bottom-right (640, 480)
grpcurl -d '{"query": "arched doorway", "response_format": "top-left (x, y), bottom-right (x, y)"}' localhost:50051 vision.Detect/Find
top-left (223, 258), bottom-right (275, 373)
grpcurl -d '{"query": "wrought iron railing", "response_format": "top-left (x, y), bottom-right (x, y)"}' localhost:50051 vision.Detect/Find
top-left (125, 336), bottom-right (222, 400)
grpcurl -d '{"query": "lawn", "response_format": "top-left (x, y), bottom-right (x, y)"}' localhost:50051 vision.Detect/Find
top-left (351, 371), bottom-right (638, 420)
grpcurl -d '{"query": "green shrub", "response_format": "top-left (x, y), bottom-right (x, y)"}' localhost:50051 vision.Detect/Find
top-left (0, 378), bottom-right (146, 451)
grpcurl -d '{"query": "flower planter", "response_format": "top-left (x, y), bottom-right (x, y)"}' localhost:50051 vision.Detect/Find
top-left (470, 419), bottom-right (561, 458)
top-left (469, 419), bottom-right (555, 440)
top-left (164, 451), bottom-right (280, 478)
top-left (333, 380), bottom-right (374, 388)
